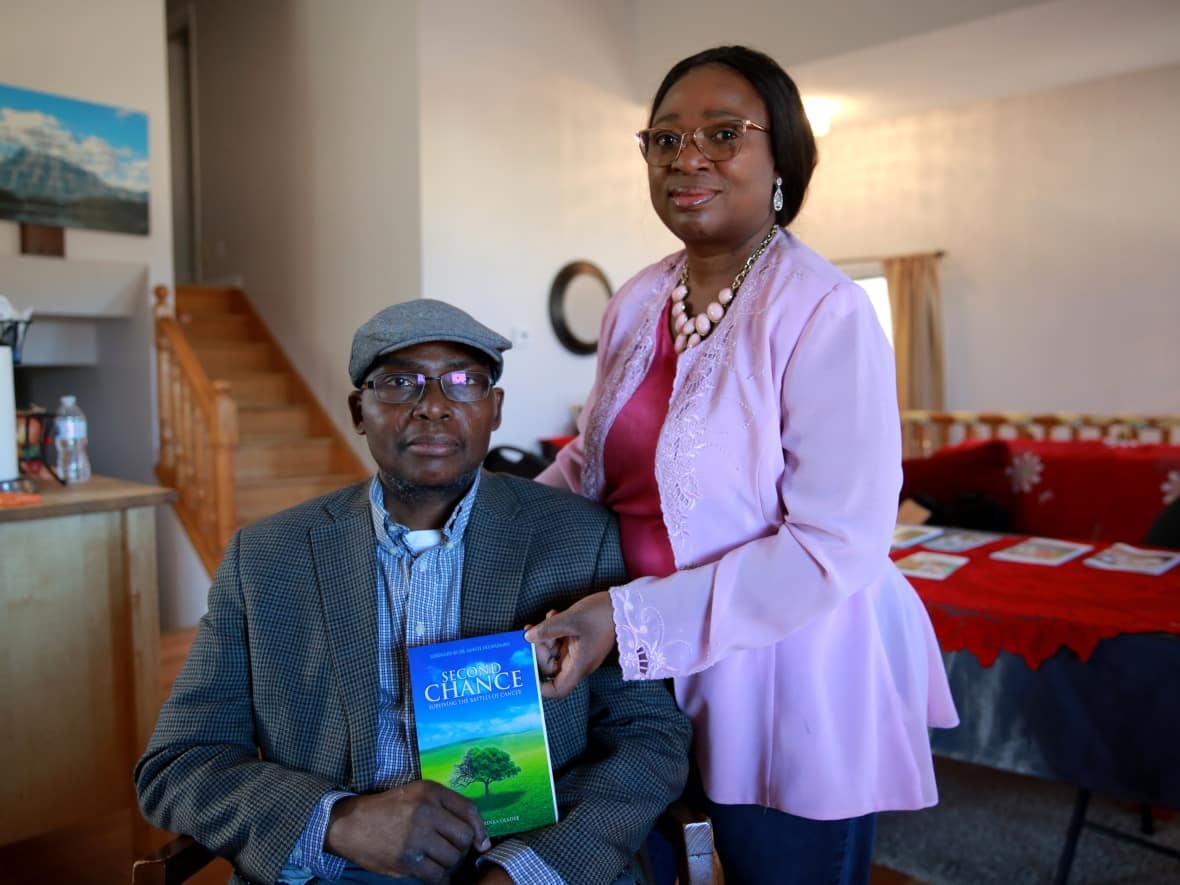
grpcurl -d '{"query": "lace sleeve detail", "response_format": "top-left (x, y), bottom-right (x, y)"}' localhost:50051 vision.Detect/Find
top-left (611, 584), bottom-right (693, 679)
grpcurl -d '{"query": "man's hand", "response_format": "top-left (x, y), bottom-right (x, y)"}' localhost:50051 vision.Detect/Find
top-left (524, 591), bottom-right (617, 699)
top-left (325, 780), bottom-right (491, 884)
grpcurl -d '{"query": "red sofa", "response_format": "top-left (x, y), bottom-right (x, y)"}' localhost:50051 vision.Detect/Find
top-left (901, 438), bottom-right (1180, 543)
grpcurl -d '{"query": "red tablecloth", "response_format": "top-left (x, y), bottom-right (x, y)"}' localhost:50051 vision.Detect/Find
top-left (895, 534), bottom-right (1180, 669)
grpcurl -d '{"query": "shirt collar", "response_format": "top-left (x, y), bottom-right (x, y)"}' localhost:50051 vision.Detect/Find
top-left (368, 472), bottom-right (481, 555)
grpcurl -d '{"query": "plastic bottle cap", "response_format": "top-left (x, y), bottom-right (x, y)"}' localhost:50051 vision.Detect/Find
top-left (61, 395), bottom-right (77, 406)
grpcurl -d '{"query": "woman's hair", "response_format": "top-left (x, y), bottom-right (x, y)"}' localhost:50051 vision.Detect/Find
top-left (649, 45), bottom-right (817, 227)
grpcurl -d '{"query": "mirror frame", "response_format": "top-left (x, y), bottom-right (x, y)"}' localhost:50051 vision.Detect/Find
top-left (548, 261), bottom-right (612, 356)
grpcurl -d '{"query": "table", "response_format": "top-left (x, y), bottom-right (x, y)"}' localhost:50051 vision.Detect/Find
top-left (895, 532), bottom-right (1180, 804)
top-left (897, 532), bottom-right (1180, 880)
top-left (0, 476), bottom-right (174, 850)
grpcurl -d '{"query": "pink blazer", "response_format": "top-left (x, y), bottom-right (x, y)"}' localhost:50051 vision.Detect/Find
top-left (538, 230), bottom-right (958, 820)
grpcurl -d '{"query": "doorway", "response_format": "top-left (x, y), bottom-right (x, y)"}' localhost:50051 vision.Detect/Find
top-left (167, 7), bottom-right (200, 284)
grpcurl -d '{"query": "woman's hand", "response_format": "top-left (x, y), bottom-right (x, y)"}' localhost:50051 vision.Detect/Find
top-left (524, 591), bottom-right (617, 699)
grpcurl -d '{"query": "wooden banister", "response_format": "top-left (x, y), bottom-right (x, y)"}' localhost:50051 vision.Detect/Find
top-left (901, 410), bottom-right (1180, 457)
top-left (154, 285), bottom-right (239, 574)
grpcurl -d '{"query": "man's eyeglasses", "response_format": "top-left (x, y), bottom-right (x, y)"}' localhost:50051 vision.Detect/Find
top-left (362, 371), bottom-right (493, 405)
top-left (635, 119), bottom-right (769, 167)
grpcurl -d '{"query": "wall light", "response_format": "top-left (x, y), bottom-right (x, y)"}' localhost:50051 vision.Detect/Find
top-left (802, 97), bottom-right (840, 137)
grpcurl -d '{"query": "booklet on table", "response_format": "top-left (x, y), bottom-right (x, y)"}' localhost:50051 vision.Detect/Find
top-left (892, 524), bottom-right (944, 549)
top-left (895, 551), bottom-right (970, 581)
top-left (990, 537), bottom-right (1093, 566)
top-left (1083, 543), bottom-right (1180, 576)
top-left (923, 528), bottom-right (1004, 553)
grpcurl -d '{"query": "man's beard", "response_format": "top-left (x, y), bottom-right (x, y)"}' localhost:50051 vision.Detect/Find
top-left (380, 467), bottom-right (479, 508)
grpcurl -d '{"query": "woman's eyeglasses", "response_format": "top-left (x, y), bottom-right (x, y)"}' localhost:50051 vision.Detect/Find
top-left (363, 371), bottom-right (493, 405)
top-left (635, 119), bottom-right (769, 167)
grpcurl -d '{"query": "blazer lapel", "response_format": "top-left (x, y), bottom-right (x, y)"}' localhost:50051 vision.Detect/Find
top-left (311, 483), bottom-right (381, 790)
top-left (461, 472), bottom-right (532, 636)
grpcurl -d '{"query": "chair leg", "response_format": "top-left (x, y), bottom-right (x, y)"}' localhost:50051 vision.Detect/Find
top-left (1139, 801), bottom-right (1155, 836)
top-left (1052, 788), bottom-right (1090, 885)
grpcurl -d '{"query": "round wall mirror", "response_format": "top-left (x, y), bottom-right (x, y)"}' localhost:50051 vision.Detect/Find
top-left (549, 261), bottom-right (611, 355)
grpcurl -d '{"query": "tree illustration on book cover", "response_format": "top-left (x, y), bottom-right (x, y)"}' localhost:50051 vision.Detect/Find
top-left (407, 630), bottom-right (558, 837)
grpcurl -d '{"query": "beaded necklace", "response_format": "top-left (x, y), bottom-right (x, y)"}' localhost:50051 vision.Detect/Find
top-left (671, 225), bottom-right (779, 353)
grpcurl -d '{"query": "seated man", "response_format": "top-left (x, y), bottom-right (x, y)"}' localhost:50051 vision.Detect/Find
top-left (136, 299), bottom-right (691, 885)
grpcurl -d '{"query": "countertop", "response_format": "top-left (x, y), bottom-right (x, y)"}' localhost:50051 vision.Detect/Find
top-left (0, 474), bottom-right (175, 523)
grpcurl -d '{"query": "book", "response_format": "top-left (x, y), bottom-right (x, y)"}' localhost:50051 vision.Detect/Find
top-left (1083, 543), bottom-right (1180, 576)
top-left (407, 630), bottom-right (558, 838)
top-left (923, 528), bottom-right (1003, 553)
top-left (896, 498), bottom-right (932, 526)
top-left (895, 551), bottom-right (970, 581)
top-left (990, 537), bottom-right (1093, 566)
top-left (892, 524), bottom-right (945, 549)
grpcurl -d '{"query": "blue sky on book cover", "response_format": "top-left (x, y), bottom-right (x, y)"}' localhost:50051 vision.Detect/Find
top-left (408, 630), bottom-right (557, 836)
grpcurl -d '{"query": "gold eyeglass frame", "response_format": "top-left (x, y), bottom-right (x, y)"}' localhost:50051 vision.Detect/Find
top-left (635, 119), bottom-right (769, 166)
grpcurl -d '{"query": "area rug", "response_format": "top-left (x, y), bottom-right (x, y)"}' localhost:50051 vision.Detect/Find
top-left (874, 758), bottom-right (1180, 884)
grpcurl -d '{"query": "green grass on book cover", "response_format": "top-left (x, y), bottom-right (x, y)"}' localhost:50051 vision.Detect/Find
top-left (408, 629), bottom-right (558, 838)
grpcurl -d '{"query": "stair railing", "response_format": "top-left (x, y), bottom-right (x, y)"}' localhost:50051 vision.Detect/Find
top-left (154, 286), bottom-right (238, 574)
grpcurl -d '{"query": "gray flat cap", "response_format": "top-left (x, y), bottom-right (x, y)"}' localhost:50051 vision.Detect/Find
top-left (349, 299), bottom-right (512, 386)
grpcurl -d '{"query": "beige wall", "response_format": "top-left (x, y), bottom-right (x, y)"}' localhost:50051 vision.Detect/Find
top-left (419, 0), bottom-right (678, 449)
top-left (795, 63), bottom-right (1180, 414)
top-left (191, 0), bottom-right (682, 455)
top-left (188, 0), bottom-right (421, 459)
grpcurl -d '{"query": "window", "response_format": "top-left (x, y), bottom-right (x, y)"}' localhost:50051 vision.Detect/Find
top-left (855, 275), bottom-right (893, 348)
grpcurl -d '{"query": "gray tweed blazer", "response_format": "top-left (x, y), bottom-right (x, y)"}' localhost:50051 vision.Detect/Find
top-left (135, 471), bottom-right (690, 885)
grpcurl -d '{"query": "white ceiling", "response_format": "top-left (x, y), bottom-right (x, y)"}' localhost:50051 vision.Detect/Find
top-left (631, 0), bottom-right (1180, 132)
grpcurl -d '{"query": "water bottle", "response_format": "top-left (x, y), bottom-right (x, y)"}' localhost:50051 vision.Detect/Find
top-left (54, 395), bottom-right (92, 484)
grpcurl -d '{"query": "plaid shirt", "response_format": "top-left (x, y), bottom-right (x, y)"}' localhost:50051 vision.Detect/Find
top-left (281, 475), bottom-right (562, 884)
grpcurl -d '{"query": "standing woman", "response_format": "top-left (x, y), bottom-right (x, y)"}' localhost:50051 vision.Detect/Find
top-left (528, 46), bottom-right (957, 884)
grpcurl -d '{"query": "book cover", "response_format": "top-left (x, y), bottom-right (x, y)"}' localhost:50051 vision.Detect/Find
top-left (407, 630), bottom-right (558, 838)
top-left (923, 528), bottom-right (1004, 553)
top-left (990, 537), bottom-right (1092, 566)
top-left (895, 551), bottom-right (970, 581)
top-left (1083, 543), bottom-right (1180, 576)
top-left (892, 524), bottom-right (945, 549)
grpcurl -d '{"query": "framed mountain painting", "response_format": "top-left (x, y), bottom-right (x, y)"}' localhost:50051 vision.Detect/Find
top-left (0, 83), bottom-right (149, 236)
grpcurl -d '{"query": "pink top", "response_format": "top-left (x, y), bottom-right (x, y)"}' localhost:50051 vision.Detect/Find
top-left (538, 230), bottom-right (958, 820)
top-left (602, 300), bottom-right (677, 581)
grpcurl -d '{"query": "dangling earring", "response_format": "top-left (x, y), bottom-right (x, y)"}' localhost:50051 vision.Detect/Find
top-left (772, 176), bottom-right (784, 213)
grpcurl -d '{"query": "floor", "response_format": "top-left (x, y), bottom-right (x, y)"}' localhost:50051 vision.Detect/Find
top-left (0, 627), bottom-right (925, 884)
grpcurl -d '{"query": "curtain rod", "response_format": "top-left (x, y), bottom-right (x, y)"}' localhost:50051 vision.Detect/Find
top-left (833, 250), bottom-right (946, 265)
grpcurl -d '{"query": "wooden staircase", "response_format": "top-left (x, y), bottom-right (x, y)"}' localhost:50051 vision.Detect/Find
top-left (155, 285), bottom-right (368, 574)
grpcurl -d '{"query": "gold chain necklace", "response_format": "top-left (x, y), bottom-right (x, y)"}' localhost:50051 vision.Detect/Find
top-left (671, 225), bottom-right (779, 353)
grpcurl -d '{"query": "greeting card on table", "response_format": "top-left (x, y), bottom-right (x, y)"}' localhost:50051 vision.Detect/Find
top-left (990, 537), bottom-right (1092, 566)
top-left (923, 529), bottom-right (1004, 553)
top-left (892, 524), bottom-right (944, 549)
top-left (1083, 543), bottom-right (1180, 576)
top-left (407, 630), bottom-right (557, 838)
top-left (895, 551), bottom-right (970, 581)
